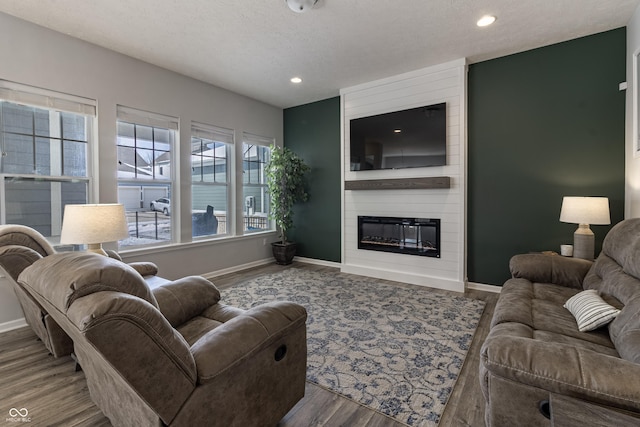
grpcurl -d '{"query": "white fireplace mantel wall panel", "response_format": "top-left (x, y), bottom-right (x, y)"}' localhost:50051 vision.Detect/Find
top-left (340, 59), bottom-right (467, 292)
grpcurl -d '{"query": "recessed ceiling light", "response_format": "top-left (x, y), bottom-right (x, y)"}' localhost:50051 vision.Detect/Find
top-left (477, 15), bottom-right (496, 27)
top-left (394, 129), bottom-right (402, 133)
top-left (290, 77), bottom-right (303, 84)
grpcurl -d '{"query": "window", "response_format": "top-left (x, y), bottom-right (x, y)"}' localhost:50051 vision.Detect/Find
top-left (191, 122), bottom-right (232, 238)
top-left (116, 106), bottom-right (177, 248)
top-left (0, 81), bottom-right (95, 242)
top-left (242, 133), bottom-right (272, 232)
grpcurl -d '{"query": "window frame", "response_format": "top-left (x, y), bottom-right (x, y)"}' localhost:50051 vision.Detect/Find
top-left (241, 132), bottom-right (274, 235)
top-left (0, 81), bottom-right (96, 243)
top-left (191, 122), bottom-right (233, 240)
top-left (116, 105), bottom-right (178, 250)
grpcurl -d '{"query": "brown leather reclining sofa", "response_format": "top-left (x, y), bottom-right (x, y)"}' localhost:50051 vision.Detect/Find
top-left (18, 251), bottom-right (308, 426)
top-left (480, 218), bottom-right (640, 426)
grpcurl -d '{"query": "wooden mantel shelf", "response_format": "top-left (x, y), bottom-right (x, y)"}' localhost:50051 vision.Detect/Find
top-left (344, 176), bottom-right (450, 190)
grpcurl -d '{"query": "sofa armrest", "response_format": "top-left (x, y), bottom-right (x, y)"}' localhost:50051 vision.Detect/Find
top-left (128, 261), bottom-right (159, 277)
top-left (153, 276), bottom-right (221, 327)
top-left (191, 301), bottom-right (307, 384)
top-left (481, 326), bottom-right (640, 413)
top-left (104, 250), bottom-right (159, 277)
top-left (509, 253), bottom-right (593, 289)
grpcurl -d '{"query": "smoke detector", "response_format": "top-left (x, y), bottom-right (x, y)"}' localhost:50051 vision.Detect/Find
top-left (285, 0), bottom-right (319, 13)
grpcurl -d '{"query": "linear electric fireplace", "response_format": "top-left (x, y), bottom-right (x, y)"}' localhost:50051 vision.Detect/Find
top-left (358, 216), bottom-right (440, 258)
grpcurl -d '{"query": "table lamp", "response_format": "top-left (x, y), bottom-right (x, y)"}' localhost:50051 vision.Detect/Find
top-left (559, 196), bottom-right (610, 260)
top-left (60, 204), bottom-right (129, 256)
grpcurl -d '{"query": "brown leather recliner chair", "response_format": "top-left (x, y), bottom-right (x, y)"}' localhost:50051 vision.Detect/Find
top-left (0, 224), bottom-right (160, 357)
top-left (0, 224), bottom-right (72, 356)
top-left (18, 252), bottom-right (308, 426)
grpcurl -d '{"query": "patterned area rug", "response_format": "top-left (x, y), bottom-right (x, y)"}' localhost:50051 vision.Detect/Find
top-left (220, 268), bottom-right (485, 427)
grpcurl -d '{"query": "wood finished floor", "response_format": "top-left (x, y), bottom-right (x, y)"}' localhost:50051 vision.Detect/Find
top-left (0, 262), bottom-right (498, 427)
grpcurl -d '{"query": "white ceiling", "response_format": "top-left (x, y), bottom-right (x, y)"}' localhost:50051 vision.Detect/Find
top-left (1, 0), bottom-right (638, 108)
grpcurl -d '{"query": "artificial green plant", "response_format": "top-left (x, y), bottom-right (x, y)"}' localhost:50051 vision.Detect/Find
top-left (265, 145), bottom-right (310, 244)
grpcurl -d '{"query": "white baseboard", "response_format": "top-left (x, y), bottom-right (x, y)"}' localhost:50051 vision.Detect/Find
top-left (341, 263), bottom-right (465, 293)
top-left (293, 256), bottom-right (342, 268)
top-left (203, 257), bottom-right (274, 280)
top-left (466, 282), bottom-right (502, 293)
top-left (0, 318), bottom-right (27, 333)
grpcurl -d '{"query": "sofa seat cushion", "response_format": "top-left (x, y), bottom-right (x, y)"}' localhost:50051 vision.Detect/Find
top-left (178, 316), bottom-right (224, 346)
top-left (493, 279), bottom-right (616, 349)
top-left (176, 304), bottom-right (247, 345)
top-left (533, 330), bottom-right (619, 357)
top-left (492, 279), bottom-right (578, 329)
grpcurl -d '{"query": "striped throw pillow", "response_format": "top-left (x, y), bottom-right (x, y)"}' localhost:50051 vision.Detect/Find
top-left (564, 289), bottom-right (621, 332)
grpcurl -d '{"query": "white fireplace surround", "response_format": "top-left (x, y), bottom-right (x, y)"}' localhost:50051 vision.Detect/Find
top-left (340, 58), bottom-right (467, 293)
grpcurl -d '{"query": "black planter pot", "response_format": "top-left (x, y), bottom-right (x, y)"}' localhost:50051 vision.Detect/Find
top-left (271, 241), bottom-right (297, 265)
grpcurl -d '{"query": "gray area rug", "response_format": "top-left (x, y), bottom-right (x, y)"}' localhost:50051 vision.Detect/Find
top-left (221, 268), bottom-right (485, 427)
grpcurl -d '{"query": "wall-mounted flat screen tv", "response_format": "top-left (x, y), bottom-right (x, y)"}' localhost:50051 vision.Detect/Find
top-left (349, 102), bottom-right (446, 171)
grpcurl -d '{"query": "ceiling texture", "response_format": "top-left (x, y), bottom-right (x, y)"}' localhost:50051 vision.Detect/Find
top-left (1, 0), bottom-right (638, 108)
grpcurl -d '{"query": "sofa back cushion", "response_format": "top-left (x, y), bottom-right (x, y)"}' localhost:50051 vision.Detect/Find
top-left (582, 218), bottom-right (640, 363)
top-left (583, 218), bottom-right (640, 304)
top-left (0, 224), bottom-right (56, 257)
top-left (609, 295), bottom-right (640, 364)
top-left (19, 252), bottom-right (158, 313)
top-left (0, 245), bottom-right (44, 281)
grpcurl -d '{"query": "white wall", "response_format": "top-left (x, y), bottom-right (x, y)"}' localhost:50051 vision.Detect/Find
top-left (0, 12), bottom-right (282, 329)
top-left (627, 4), bottom-right (640, 218)
top-left (340, 59), bottom-right (467, 292)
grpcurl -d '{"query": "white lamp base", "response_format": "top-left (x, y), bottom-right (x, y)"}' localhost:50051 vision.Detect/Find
top-left (573, 223), bottom-right (595, 260)
top-left (86, 243), bottom-right (108, 257)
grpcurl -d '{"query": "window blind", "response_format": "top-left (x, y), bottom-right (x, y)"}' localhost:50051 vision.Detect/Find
top-left (192, 122), bottom-right (234, 144)
top-left (242, 132), bottom-right (274, 147)
top-left (117, 105), bottom-right (179, 130)
top-left (0, 80), bottom-right (96, 116)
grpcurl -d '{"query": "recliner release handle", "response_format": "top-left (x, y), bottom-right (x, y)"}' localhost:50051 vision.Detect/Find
top-left (538, 399), bottom-right (551, 419)
top-left (274, 344), bottom-right (287, 362)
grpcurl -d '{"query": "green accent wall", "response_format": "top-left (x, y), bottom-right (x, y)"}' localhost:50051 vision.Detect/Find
top-left (468, 28), bottom-right (626, 285)
top-left (284, 96), bottom-right (341, 262)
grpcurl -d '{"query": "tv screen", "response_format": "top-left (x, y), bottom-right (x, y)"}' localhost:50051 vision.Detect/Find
top-left (349, 102), bottom-right (446, 171)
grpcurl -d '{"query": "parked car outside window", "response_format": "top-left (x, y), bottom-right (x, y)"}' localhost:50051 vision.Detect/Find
top-left (150, 198), bottom-right (170, 215)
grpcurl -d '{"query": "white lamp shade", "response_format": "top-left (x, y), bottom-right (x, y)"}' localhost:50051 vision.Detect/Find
top-left (560, 196), bottom-right (611, 225)
top-left (60, 204), bottom-right (129, 245)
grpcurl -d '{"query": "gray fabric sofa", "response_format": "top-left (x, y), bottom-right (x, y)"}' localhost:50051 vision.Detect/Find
top-left (18, 251), bottom-right (308, 426)
top-left (480, 218), bottom-right (640, 426)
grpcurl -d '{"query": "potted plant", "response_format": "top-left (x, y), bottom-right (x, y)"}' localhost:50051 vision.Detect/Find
top-left (265, 145), bottom-right (310, 265)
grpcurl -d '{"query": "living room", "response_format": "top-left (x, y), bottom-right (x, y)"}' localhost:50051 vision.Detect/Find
top-left (1, 1), bottom-right (639, 426)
